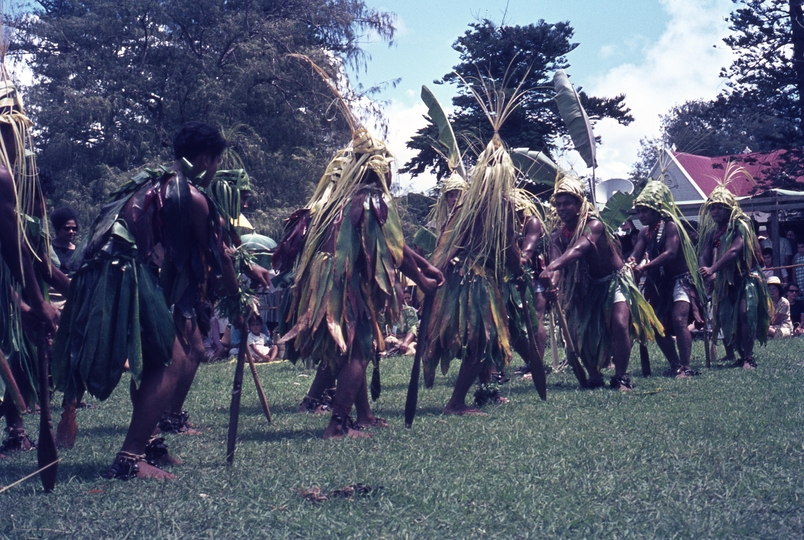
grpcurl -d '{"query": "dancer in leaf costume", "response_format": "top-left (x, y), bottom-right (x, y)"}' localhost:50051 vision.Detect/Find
top-left (507, 189), bottom-right (548, 378)
top-left (629, 180), bottom-right (706, 378)
top-left (0, 77), bottom-right (69, 456)
top-left (540, 176), bottom-right (662, 390)
top-left (52, 122), bottom-right (251, 478)
top-left (412, 173), bottom-right (467, 257)
top-left (280, 128), bottom-right (442, 438)
top-left (698, 183), bottom-right (771, 369)
top-left (422, 135), bottom-right (524, 414)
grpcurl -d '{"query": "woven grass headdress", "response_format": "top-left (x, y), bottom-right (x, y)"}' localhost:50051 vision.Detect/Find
top-left (549, 174), bottom-right (596, 242)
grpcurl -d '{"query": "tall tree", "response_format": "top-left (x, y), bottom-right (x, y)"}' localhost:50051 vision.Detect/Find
top-left (631, 1), bottom-right (804, 188)
top-left (402, 19), bottom-right (633, 182)
top-left (721, 0), bottom-right (804, 145)
top-left (11, 0), bottom-right (395, 236)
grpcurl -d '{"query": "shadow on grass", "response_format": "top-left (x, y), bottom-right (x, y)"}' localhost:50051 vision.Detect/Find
top-left (76, 425), bottom-right (127, 438)
top-left (237, 427), bottom-right (320, 443)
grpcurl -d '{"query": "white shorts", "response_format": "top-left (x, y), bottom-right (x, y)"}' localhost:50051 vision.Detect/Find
top-left (673, 278), bottom-right (691, 304)
top-left (613, 283), bottom-right (626, 304)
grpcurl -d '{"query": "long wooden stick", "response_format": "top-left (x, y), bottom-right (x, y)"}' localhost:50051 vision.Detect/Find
top-left (548, 310), bottom-right (561, 370)
top-left (243, 344), bottom-right (272, 424)
top-left (553, 302), bottom-right (588, 388)
top-left (226, 326), bottom-right (248, 464)
top-left (521, 291), bottom-right (546, 401)
top-left (405, 294), bottom-right (433, 428)
top-left (36, 331), bottom-right (57, 492)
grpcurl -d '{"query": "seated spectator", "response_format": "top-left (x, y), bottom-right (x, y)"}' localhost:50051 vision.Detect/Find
top-left (383, 289), bottom-right (419, 356)
top-left (768, 277), bottom-right (793, 338)
top-left (203, 312), bottom-right (229, 361)
top-left (246, 314), bottom-right (279, 362)
top-left (786, 284), bottom-right (804, 336)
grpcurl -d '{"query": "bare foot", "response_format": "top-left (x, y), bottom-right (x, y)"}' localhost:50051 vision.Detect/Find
top-left (56, 407), bottom-right (78, 449)
top-left (355, 417), bottom-right (389, 429)
top-left (0, 453), bottom-right (8, 459)
top-left (152, 452), bottom-right (183, 466)
top-left (322, 425), bottom-right (373, 439)
top-left (443, 405), bottom-right (487, 416)
top-left (136, 462), bottom-right (177, 480)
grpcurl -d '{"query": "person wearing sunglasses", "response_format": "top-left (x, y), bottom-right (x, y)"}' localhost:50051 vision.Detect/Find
top-left (786, 284), bottom-right (804, 336)
top-left (50, 206), bottom-right (78, 273)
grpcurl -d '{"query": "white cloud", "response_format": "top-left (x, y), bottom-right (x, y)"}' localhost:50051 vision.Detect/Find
top-left (589, 0), bottom-right (735, 179)
top-left (383, 99), bottom-right (440, 193)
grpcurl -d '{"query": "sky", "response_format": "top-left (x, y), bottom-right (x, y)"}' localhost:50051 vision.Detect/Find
top-left (348, 0), bottom-right (737, 193)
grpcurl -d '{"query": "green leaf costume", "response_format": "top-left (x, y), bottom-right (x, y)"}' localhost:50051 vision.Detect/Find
top-left (52, 165), bottom-right (224, 401)
top-left (550, 176), bottom-right (662, 376)
top-left (280, 130), bottom-right (405, 371)
top-left (698, 186), bottom-right (772, 356)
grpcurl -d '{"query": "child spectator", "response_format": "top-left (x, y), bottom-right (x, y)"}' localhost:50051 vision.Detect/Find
top-left (247, 315), bottom-right (278, 362)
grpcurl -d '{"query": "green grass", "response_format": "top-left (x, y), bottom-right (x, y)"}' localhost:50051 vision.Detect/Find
top-left (3, 339), bottom-right (804, 539)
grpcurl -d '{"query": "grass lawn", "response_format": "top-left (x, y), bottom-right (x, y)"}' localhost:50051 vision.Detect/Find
top-left (2, 338), bottom-right (804, 539)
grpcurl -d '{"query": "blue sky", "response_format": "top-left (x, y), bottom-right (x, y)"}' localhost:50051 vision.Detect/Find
top-left (349, 0), bottom-right (736, 191)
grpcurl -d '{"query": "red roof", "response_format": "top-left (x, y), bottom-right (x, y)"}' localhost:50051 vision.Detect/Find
top-left (673, 149), bottom-right (804, 197)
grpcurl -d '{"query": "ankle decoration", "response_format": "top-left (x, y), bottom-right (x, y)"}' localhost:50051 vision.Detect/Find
top-left (158, 411), bottom-right (193, 434)
top-left (610, 374), bottom-right (633, 390)
top-left (105, 451), bottom-right (146, 480)
top-left (0, 427), bottom-right (37, 453)
top-left (145, 436), bottom-right (169, 466)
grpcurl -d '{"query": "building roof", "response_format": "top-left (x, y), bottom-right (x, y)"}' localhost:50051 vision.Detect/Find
top-left (672, 149), bottom-right (804, 198)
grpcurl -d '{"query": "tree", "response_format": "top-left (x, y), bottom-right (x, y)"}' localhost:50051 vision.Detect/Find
top-left (11, 0), bottom-right (395, 237)
top-left (721, 0), bottom-right (804, 145)
top-left (630, 1), bottom-right (804, 188)
top-left (401, 19), bottom-right (633, 181)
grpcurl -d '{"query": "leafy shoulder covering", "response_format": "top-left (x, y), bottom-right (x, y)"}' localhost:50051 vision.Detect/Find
top-left (281, 184), bottom-right (405, 368)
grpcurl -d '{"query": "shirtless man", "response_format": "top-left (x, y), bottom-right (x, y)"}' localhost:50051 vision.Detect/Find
top-left (511, 195), bottom-right (547, 377)
top-left (540, 177), bottom-right (661, 390)
top-left (698, 186), bottom-right (771, 369)
top-left (54, 122), bottom-right (260, 478)
top-left (628, 181), bottom-right (705, 378)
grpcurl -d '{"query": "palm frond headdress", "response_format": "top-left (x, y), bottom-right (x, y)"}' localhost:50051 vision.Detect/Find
top-left (431, 66), bottom-right (529, 280)
top-left (697, 163), bottom-right (760, 266)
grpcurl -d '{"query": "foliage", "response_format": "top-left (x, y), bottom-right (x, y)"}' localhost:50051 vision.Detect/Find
top-left (631, 1), bottom-right (804, 187)
top-left (9, 0), bottom-right (395, 228)
top-left (3, 339), bottom-right (804, 537)
top-left (402, 19), bottom-right (632, 183)
top-left (393, 192), bottom-right (435, 243)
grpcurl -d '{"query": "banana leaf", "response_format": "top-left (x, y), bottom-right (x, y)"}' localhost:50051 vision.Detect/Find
top-left (599, 191), bottom-right (635, 232)
top-left (510, 148), bottom-right (561, 186)
top-left (421, 85), bottom-right (466, 178)
top-left (553, 70), bottom-right (597, 169)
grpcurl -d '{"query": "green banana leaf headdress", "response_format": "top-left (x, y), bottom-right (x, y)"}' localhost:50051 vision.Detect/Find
top-left (426, 172), bottom-right (468, 230)
top-left (549, 175), bottom-right (597, 243)
top-left (209, 168), bottom-right (250, 239)
top-left (634, 179), bottom-right (705, 296)
top-left (697, 164), bottom-right (760, 267)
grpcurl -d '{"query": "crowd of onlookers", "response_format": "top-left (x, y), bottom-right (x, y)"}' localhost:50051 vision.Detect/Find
top-left (757, 227), bottom-right (804, 338)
